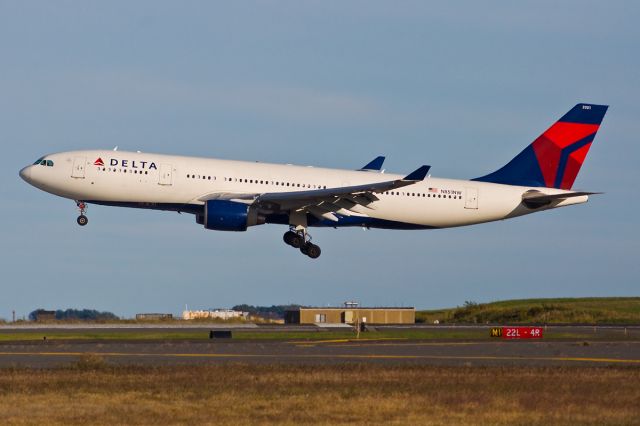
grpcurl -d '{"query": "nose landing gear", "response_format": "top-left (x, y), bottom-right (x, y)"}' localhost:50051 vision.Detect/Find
top-left (76, 201), bottom-right (88, 226)
top-left (283, 227), bottom-right (321, 259)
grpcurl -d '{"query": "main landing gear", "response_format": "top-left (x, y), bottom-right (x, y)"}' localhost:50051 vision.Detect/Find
top-left (283, 228), bottom-right (321, 259)
top-left (76, 201), bottom-right (88, 226)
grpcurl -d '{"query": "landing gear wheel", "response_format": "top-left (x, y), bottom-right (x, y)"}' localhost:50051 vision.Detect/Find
top-left (290, 234), bottom-right (303, 248)
top-left (283, 231), bottom-right (296, 246)
top-left (283, 231), bottom-right (293, 245)
top-left (306, 243), bottom-right (321, 259)
top-left (285, 220), bottom-right (320, 258)
top-left (301, 242), bottom-right (321, 259)
top-left (75, 201), bottom-right (88, 226)
top-left (283, 230), bottom-right (304, 248)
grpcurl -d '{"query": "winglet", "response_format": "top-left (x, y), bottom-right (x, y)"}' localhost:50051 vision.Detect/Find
top-left (359, 156), bottom-right (386, 171)
top-left (403, 165), bottom-right (431, 181)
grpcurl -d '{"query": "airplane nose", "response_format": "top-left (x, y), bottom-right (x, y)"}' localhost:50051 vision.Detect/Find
top-left (19, 166), bottom-right (31, 182)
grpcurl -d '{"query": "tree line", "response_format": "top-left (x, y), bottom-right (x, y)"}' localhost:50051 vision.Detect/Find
top-left (29, 308), bottom-right (119, 321)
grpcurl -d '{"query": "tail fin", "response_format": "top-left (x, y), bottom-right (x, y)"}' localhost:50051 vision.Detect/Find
top-left (474, 103), bottom-right (608, 189)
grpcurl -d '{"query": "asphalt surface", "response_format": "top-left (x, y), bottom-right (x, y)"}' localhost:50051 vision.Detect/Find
top-left (2, 324), bottom-right (639, 334)
top-left (0, 338), bottom-right (638, 367)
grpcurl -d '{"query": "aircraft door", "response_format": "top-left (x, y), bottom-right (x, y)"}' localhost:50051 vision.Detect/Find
top-left (71, 157), bottom-right (86, 178)
top-left (159, 164), bottom-right (173, 185)
top-left (464, 187), bottom-right (478, 209)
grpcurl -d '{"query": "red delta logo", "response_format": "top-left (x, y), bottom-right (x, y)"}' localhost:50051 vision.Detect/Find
top-left (93, 157), bottom-right (157, 170)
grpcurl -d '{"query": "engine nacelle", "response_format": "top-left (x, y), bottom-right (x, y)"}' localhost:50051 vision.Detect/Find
top-left (203, 200), bottom-right (263, 231)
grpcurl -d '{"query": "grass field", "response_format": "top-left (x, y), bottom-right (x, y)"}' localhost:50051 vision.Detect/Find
top-left (417, 297), bottom-right (640, 324)
top-left (1, 361), bottom-right (638, 425)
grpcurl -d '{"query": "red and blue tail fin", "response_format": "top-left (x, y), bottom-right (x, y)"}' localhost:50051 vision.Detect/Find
top-left (474, 103), bottom-right (608, 189)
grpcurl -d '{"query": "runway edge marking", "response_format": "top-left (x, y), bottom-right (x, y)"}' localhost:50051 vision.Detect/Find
top-left (0, 352), bottom-right (639, 364)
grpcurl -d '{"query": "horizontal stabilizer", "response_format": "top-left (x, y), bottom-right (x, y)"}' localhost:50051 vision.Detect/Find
top-left (522, 190), bottom-right (600, 208)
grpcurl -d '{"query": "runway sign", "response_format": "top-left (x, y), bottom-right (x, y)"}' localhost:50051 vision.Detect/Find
top-left (490, 327), bottom-right (544, 339)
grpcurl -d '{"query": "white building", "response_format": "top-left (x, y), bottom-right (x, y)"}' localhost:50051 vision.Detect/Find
top-left (182, 309), bottom-right (249, 320)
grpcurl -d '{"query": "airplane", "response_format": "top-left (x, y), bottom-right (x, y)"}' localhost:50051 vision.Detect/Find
top-left (19, 103), bottom-right (607, 259)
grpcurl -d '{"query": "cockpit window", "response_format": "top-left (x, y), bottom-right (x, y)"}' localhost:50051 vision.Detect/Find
top-left (34, 158), bottom-right (54, 167)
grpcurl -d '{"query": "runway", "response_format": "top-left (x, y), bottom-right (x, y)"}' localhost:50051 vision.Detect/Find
top-left (0, 338), bottom-right (638, 367)
top-left (2, 323), bottom-right (638, 334)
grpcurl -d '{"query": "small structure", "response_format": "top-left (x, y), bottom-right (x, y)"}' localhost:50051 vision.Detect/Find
top-left (182, 309), bottom-right (249, 320)
top-left (136, 313), bottom-right (173, 321)
top-left (32, 310), bottom-right (56, 321)
top-left (285, 303), bottom-right (415, 325)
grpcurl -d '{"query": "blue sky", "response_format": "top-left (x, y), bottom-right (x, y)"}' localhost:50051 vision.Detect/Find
top-left (1, 1), bottom-right (638, 319)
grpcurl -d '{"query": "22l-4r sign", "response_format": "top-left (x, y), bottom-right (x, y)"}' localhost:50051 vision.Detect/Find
top-left (490, 327), bottom-right (544, 339)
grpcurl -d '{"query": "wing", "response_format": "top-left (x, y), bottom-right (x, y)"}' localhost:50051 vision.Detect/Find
top-left (259, 165), bottom-right (431, 222)
top-left (198, 165), bottom-right (430, 222)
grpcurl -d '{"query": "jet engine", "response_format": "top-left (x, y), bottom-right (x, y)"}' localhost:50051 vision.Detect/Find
top-left (201, 200), bottom-right (263, 231)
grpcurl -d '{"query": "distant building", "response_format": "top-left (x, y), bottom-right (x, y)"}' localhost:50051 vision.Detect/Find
top-left (32, 309), bottom-right (56, 321)
top-left (285, 304), bottom-right (415, 325)
top-left (182, 309), bottom-right (249, 320)
top-left (136, 313), bottom-right (173, 321)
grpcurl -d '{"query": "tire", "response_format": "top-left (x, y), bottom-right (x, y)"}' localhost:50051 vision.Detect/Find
top-left (77, 215), bottom-right (88, 226)
top-left (306, 244), bottom-right (321, 259)
top-left (290, 234), bottom-right (303, 248)
top-left (283, 231), bottom-right (295, 246)
top-left (284, 231), bottom-right (303, 248)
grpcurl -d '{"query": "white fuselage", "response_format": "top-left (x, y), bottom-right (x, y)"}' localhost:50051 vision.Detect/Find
top-left (19, 150), bottom-right (588, 229)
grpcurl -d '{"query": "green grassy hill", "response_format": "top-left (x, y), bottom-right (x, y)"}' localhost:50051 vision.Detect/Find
top-left (416, 297), bottom-right (640, 324)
